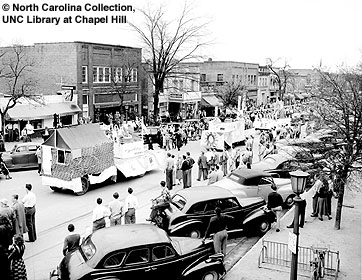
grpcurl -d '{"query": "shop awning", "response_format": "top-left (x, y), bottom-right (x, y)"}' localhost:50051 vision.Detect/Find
top-left (201, 95), bottom-right (223, 107)
top-left (6, 102), bottom-right (81, 121)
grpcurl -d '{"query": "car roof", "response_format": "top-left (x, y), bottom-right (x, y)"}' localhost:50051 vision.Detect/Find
top-left (90, 224), bottom-right (170, 253)
top-left (231, 168), bottom-right (271, 179)
top-left (253, 154), bottom-right (291, 169)
top-left (175, 186), bottom-right (235, 205)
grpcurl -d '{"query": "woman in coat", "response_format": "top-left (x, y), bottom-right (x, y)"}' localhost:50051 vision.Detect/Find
top-left (316, 179), bottom-right (332, 221)
top-left (8, 234), bottom-right (27, 280)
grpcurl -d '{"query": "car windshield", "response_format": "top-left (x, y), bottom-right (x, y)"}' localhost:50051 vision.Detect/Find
top-left (80, 237), bottom-right (96, 261)
top-left (171, 194), bottom-right (187, 211)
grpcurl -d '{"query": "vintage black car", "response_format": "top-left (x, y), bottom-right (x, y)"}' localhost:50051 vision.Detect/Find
top-left (2, 142), bottom-right (40, 170)
top-left (161, 186), bottom-right (276, 238)
top-left (51, 224), bottom-right (225, 280)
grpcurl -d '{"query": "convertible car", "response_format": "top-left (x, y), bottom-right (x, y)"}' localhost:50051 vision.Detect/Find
top-left (161, 186), bottom-right (276, 238)
top-left (210, 169), bottom-right (295, 208)
top-left (51, 224), bottom-right (225, 280)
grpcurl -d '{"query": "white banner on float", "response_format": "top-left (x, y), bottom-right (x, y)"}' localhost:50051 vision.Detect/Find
top-left (114, 141), bottom-right (144, 159)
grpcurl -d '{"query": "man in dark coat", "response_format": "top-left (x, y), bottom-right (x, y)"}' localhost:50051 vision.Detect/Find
top-left (181, 155), bottom-right (189, 188)
top-left (197, 151), bottom-right (208, 181)
top-left (186, 152), bottom-right (195, 188)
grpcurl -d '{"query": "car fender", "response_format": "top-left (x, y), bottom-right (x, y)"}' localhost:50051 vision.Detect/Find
top-left (169, 219), bottom-right (204, 235)
top-left (182, 256), bottom-right (225, 278)
top-left (243, 208), bottom-right (272, 226)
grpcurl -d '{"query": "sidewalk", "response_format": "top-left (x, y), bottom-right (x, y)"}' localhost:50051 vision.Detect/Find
top-left (226, 187), bottom-right (361, 280)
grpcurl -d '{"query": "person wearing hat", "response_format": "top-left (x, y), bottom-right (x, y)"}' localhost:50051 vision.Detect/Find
top-left (124, 187), bottom-right (138, 224)
top-left (0, 198), bottom-right (14, 223)
top-left (22, 184), bottom-right (37, 242)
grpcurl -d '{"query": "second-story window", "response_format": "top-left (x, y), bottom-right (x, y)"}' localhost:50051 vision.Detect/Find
top-left (93, 67), bottom-right (111, 83)
top-left (114, 67), bottom-right (122, 83)
top-left (179, 80), bottom-right (184, 90)
top-left (131, 68), bottom-right (138, 82)
top-left (200, 74), bottom-right (206, 81)
top-left (82, 66), bottom-right (88, 83)
top-left (217, 74), bottom-right (223, 82)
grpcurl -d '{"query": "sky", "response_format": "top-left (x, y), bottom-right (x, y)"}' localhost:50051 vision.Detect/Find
top-left (0, 0), bottom-right (361, 69)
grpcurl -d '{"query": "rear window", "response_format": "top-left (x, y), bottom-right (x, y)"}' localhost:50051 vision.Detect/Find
top-left (81, 238), bottom-right (96, 260)
top-left (171, 194), bottom-right (187, 211)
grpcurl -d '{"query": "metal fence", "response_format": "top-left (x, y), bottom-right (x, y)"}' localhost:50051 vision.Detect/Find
top-left (258, 240), bottom-right (340, 279)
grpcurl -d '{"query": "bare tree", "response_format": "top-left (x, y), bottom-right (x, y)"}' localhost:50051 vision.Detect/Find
top-left (216, 80), bottom-right (245, 108)
top-left (130, 2), bottom-right (209, 122)
top-left (109, 61), bottom-right (138, 124)
top-left (310, 66), bottom-right (362, 230)
top-left (267, 58), bottom-right (292, 100)
top-left (0, 45), bottom-right (42, 135)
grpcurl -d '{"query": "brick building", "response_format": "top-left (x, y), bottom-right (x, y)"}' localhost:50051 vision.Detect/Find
top-left (0, 41), bottom-right (142, 128)
top-left (141, 63), bottom-right (201, 122)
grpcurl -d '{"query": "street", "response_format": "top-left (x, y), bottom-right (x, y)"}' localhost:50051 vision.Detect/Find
top-left (0, 135), bottom-right (263, 280)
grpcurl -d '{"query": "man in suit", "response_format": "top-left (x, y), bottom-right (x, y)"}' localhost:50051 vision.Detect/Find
top-left (197, 151), bottom-right (208, 181)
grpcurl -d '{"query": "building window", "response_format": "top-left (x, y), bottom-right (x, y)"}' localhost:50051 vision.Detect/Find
top-left (200, 74), bottom-right (206, 81)
top-left (82, 95), bottom-right (88, 105)
top-left (131, 68), bottom-right (138, 82)
top-left (217, 74), bottom-right (223, 82)
top-left (93, 67), bottom-right (111, 83)
top-left (114, 67), bottom-right (122, 83)
top-left (82, 66), bottom-right (88, 83)
top-left (191, 80), bottom-right (195, 91)
top-left (179, 80), bottom-right (184, 90)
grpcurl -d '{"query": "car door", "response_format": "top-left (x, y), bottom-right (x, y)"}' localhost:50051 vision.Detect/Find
top-left (257, 177), bottom-right (273, 201)
top-left (120, 247), bottom-right (152, 279)
top-left (242, 177), bottom-right (260, 197)
top-left (149, 244), bottom-right (181, 280)
top-left (12, 145), bottom-right (28, 165)
top-left (217, 197), bottom-right (243, 230)
top-left (27, 144), bottom-right (39, 166)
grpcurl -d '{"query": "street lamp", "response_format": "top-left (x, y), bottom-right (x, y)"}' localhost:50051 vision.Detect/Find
top-left (289, 170), bottom-right (309, 280)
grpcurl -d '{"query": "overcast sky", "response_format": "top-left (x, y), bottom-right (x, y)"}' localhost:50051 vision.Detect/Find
top-left (1, 0), bottom-right (361, 69)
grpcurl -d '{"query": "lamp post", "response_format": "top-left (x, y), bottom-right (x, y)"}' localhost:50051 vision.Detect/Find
top-left (289, 170), bottom-right (309, 280)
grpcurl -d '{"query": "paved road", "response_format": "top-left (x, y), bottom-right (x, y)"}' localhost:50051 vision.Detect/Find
top-left (0, 130), bottom-right (263, 279)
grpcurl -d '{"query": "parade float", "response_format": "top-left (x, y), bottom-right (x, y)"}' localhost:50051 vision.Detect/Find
top-left (200, 118), bottom-right (246, 149)
top-left (41, 123), bottom-right (117, 195)
top-left (113, 130), bottom-right (165, 179)
top-left (41, 123), bottom-right (165, 195)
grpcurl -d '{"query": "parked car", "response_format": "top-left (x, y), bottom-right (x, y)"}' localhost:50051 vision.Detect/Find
top-left (51, 224), bottom-right (225, 280)
top-left (277, 137), bottom-right (334, 154)
top-left (210, 169), bottom-right (295, 208)
top-left (160, 186), bottom-right (276, 238)
top-left (2, 143), bottom-right (40, 170)
top-left (252, 154), bottom-right (324, 188)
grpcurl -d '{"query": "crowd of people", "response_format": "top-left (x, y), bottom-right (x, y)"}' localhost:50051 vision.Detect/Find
top-left (0, 184), bottom-right (37, 279)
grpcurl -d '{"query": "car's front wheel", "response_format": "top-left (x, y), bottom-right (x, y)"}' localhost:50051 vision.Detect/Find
top-left (201, 270), bottom-right (219, 280)
top-left (257, 218), bottom-right (271, 236)
top-left (188, 228), bottom-right (202, 238)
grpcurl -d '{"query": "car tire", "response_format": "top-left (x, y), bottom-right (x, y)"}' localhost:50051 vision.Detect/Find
top-left (75, 177), bottom-right (89, 196)
top-left (201, 270), bottom-right (219, 280)
top-left (284, 195), bottom-right (295, 208)
top-left (189, 228), bottom-right (202, 238)
top-left (257, 218), bottom-right (271, 236)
